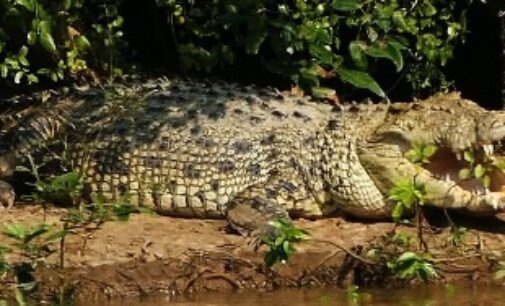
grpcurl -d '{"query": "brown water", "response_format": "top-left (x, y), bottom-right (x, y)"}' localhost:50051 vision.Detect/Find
top-left (97, 284), bottom-right (505, 306)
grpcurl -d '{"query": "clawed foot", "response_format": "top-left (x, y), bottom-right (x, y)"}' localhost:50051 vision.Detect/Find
top-left (470, 191), bottom-right (505, 215)
top-left (0, 181), bottom-right (15, 210)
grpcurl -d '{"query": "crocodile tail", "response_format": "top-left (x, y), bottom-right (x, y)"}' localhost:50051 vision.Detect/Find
top-left (0, 98), bottom-right (80, 177)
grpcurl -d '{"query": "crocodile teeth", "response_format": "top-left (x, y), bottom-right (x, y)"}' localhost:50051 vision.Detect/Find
top-left (483, 144), bottom-right (494, 156)
top-left (487, 195), bottom-right (499, 210)
top-left (444, 174), bottom-right (452, 182)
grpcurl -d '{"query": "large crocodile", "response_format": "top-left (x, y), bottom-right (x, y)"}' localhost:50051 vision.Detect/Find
top-left (1, 78), bottom-right (505, 234)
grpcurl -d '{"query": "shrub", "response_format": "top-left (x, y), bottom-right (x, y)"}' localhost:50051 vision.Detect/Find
top-left (0, 0), bottom-right (124, 87)
top-left (158, 0), bottom-right (475, 97)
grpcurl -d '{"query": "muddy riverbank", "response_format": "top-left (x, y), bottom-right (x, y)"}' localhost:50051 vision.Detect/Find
top-left (0, 204), bottom-right (504, 304)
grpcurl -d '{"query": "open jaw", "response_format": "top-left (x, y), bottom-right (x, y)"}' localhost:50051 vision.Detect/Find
top-left (423, 143), bottom-right (505, 197)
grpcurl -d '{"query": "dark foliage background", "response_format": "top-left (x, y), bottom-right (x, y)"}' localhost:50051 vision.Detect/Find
top-left (0, 0), bottom-right (503, 105)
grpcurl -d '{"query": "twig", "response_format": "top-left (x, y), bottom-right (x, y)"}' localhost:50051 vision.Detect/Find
top-left (309, 239), bottom-right (376, 265)
top-left (203, 273), bottom-right (241, 289)
top-left (431, 253), bottom-right (481, 263)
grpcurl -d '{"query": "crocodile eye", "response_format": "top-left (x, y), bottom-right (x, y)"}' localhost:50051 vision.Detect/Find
top-left (374, 128), bottom-right (410, 146)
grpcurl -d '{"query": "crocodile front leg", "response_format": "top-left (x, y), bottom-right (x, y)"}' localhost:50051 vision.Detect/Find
top-left (0, 181), bottom-right (15, 209)
top-left (226, 171), bottom-right (323, 237)
top-left (358, 143), bottom-right (505, 216)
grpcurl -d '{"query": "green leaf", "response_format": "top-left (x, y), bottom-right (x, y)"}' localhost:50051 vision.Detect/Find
top-left (14, 71), bottom-right (23, 84)
top-left (264, 251), bottom-right (277, 268)
top-left (19, 45), bottom-right (29, 57)
top-left (463, 151), bottom-right (474, 163)
top-left (74, 35), bottom-right (91, 50)
top-left (330, 0), bottom-right (360, 12)
top-left (349, 41), bottom-right (368, 69)
top-left (112, 16), bottom-right (124, 28)
top-left (364, 41), bottom-right (404, 72)
top-left (309, 44), bottom-right (334, 65)
top-left (458, 168), bottom-right (471, 180)
top-left (474, 164), bottom-right (485, 179)
top-left (481, 175), bottom-right (491, 189)
top-left (38, 20), bottom-right (52, 34)
top-left (0, 65), bottom-right (8, 78)
top-left (40, 32), bottom-right (57, 53)
top-left (63, 0), bottom-right (73, 10)
top-left (15, 0), bottom-right (35, 11)
top-left (495, 268), bottom-right (505, 280)
top-left (44, 229), bottom-right (68, 243)
top-left (494, 158), bottom-right (505, 170)
top-left (27, 73), bottom-right (38, 84)
top-left (18, 55), bottom-right (29, 67)
top-left (392, 202), bottom-right (404, 222)
top-left (336, 68), bottom-right (386, 98)
top-left (14, 287), bottom-right (27, 306)
top-left (397, 251), bottom-right (418, 262)
top-left (420, 1), bottom-right (437, 17)
top-left (27, 31), bottom-right (37, 45)
top-left (392, 11), bottom-right (408, 31)
top-left (283, 240), bottom-right (291, 255)
top-left (423, 145), bottom-right (437, 159)
top-left (311, 86), bottom-right (336, 98)
top-left (25, 224), bottom-right (51, 243)
top-left (3, 223), bottom-right (27, 240)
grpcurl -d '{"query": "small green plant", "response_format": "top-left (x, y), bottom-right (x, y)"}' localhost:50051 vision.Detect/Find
top-left (346, 285), bottom-right (360, 305)
top-left (261, 219), bottom-right (310, 268)
top-left (458, 149), bottom-right (505, 189)
top-left (405, 143), bottom-right (438, 165)
top-left (159, 0), bottom-right (476, 97)
top-left (345, 285), bottom-right (372, 305)
top-left (2, 223), bottom-right (65, 266)
top-left (16, 152), bottom-right (82, 207)
top-left (389, 178), bottom-right (428, 250)
top-left (448, 226), bottom-right (467, 247)
top-left (389, 179), bottom-right (427, 223)
top-left (387, 251), bottom-right (438, 282)
top-left (391, 231), bottom-right (412, 248)
top-left (0, 244), bottom-right (10, 279)
top-left (494, 262), bottom-right (505, 280)
top-left (91, 1), bottom-right (125, 83)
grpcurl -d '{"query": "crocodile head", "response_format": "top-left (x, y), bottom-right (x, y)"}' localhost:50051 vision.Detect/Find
top-left (374, 92), bottom-right (505, 153)
top-left (358, 92), bottom-right (505, 215)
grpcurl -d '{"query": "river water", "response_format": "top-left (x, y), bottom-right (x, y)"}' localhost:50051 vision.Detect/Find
top-left (98, 284), bottom-right (505, 306)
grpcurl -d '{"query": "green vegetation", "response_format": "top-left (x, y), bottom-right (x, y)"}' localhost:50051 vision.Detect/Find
top-left (386, 251), bottom-right (438, 282)
top-left (1, 0), bottom-right (482, 97)
top-left (495, 262), bottom-right (505, 280)
top-left (346, 285), bottom-right (372, 305)
top-left (0, 0), bottom-right (123, 86)
top-left (158, 0), bottom-right (475, 97)
top-left (261, 219), bottom-right (310, 268)
top-left (389, 178), bottom-right (427, 223)
top-left (458, 148), bottom-right (505, 189)
top-left (0, 165), bottom-right (138, 304)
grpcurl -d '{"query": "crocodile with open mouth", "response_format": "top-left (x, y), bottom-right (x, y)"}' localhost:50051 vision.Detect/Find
top-left (1, 78), bottom-right (505, 235)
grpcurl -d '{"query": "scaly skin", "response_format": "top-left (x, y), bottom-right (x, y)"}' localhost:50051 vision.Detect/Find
top-left (1, 79), bottom-right (505, 234)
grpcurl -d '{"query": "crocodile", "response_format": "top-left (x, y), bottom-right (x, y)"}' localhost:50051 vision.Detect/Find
top-left (1, 78), bottom-right (505, 234)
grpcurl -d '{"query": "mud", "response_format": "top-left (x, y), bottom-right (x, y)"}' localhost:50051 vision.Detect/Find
top-left (0, 204), bottom-right (504, 303)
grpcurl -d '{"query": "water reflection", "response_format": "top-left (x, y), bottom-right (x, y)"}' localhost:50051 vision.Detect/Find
top-left (90, 284), bottom-right (505, 306)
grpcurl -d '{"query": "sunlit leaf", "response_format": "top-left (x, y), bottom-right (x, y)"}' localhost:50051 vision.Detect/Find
top-left (474, 164), bottom-right (485, 179)
top-left (14, 71), bottom-right (23, 84)
top-left (336, 68), bottom-right (386, 98)
top-left (40, 32), bottom-right (57, 53)
top-left (330, 0), bottom-right (360, 12)
top-left (458, 168), bottom-right (471, 180)
top-left (349, 41), bottom-right (368, 69)
top-left (15, 0), bottom-right (35, 11)
top-left (74, 35), bottom-right (91, 50)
